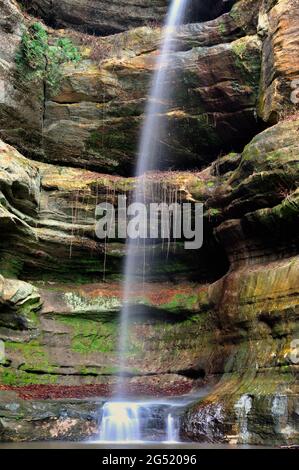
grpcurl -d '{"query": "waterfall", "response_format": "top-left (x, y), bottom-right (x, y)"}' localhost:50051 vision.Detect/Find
top-left (99, 0), bottom-right (188, 443)
top-left (135, 0), bottom-right (188, 176)
top-left (99, 401), bottom-right (181, 443)
top-left (99, 402), bottom-right (141, 443)
top-left (166, 413), bottom-right (179, 443)
top-left (117, 0), bottom-right (188, 393)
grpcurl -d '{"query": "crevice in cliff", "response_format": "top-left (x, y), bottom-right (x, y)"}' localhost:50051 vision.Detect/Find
top-left (14, 366), bottom-right (204, 380)
top-left (17, 365), bottom-right (100, 377)
top-left (41, 79), bottom-right (47, 140)
top-left (177, 367), bottom-right (206, 380)
top-left (185, 0), bottom-right (236, 23)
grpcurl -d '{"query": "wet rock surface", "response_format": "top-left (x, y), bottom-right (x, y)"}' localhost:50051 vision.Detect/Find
top-left (0, 390), bottom-right (100, 441)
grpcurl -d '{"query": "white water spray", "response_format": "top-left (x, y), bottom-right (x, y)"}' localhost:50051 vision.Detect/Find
top-left (166, 413), bottom-right (179, 443)
top-left (99, 402), bottom-right (141, 443)
top-left (99, 401), bottom-right (180, 443)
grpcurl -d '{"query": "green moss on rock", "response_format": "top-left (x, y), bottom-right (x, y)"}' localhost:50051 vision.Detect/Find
top-left (231, 36), bottom-right (261, 91)
top-left (0, 368), bottom-right (58, 385)
top-left (58, 316), bottom-right (118, 354)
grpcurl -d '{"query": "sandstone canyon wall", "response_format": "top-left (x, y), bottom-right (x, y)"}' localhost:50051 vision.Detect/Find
top-left (0, 0), bottom-right (298, 444)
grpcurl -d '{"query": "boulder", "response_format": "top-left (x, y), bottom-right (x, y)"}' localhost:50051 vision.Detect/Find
top-left (0, 275), bottom-right (41, 332)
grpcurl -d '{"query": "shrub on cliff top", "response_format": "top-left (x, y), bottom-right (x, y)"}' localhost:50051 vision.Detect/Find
top-left (16, 22), bottom-right (81, 94)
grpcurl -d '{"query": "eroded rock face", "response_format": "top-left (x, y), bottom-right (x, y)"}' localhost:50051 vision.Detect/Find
top-left (18, 0), bottom-right (168, 35)
top-left (41, 27), bottom-right (262, 174)
top-left (258, 0), bottom-right (299, 122)
top-left (181, 120), bottom-right (299, 445)
top-left (0, 1), bottom-right (263, 174)
top-left (0, 136), bottom-right (230, 283)
top-left (0, 275), bottom-right (41, 332)
top-left (0, 391), bottom-right (100, 441)
top-left (208, 120), bottom-right (299, 267)
top-left (18, 1), bottom-right (238, 35)
top-left (0, 0), bottom-right (44, 158)
top-left (0, 139), bottom-right (226, 390)
top-left (0, 277), bottom-right (212, 388)
top-left (0, 121), bottom-right (298, 444)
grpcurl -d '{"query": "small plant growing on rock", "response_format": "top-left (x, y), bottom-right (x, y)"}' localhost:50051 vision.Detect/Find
top-left (67, 30), bottom-right (113, 64)
top-left (16, 22), bottom-right (81, 94)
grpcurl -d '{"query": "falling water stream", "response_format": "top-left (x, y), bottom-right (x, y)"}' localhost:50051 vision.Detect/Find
top-left (99, 0), bottom-right (189, 443)
top-left (99, 401), bottom-right (181, 443)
